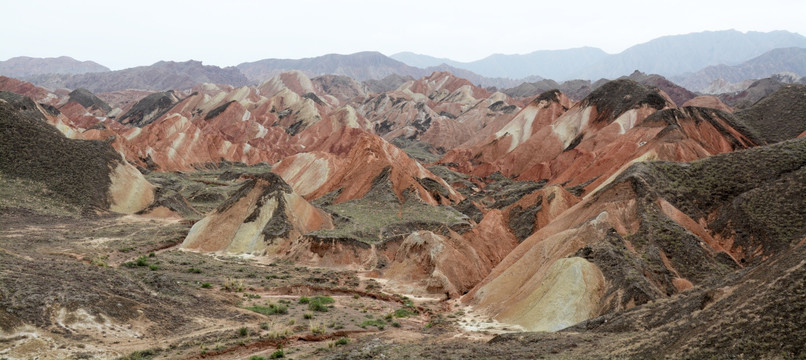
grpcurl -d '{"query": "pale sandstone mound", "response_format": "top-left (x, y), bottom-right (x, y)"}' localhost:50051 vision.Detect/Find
top-left (510, 257), bottom-right (605, 331)
top-left (0, 92), bottom-right (154, 214)
top-left (181, 173), bottom-right (333, 254)
top-left (468, 206), bottom-right (621, 332)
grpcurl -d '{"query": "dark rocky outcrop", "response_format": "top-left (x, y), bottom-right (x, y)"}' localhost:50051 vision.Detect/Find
top-left (118, 90), bottom-right (181, 127)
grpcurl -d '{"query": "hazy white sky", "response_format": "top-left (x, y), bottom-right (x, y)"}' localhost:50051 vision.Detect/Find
top-left (2, 0), bottom-right (804, 70)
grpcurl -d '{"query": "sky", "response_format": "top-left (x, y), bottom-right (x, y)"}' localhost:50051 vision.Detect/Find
top-left (2, 0), bottom-right (805, 70)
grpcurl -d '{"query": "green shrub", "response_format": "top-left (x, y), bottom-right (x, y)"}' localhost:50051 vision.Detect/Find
top-left (313, 296), bottom-right (335, 304)
top-left (270, 349), bottom-right (284, 359)
top-left (308, 296), bottom-right (334, 312)
top-left (250, 356), bottom-right (268, 360)
top-left (135, 256), bottom-right (149, 267)
top-left (335, 337), bottom-right (349, 346)
top-left (121, 349), bottom-right (156, 360)
top-left (246, 304), bottom-right (288, 316)
top-left (200, 282), bottom-right (212, 288)
top-left (393, 308), bottom-right (414, 318)
top-left (238, 327), bottom-right (248, 337)
top-left (187, 267), bottom-right (202, 274)
top-left (359, 319), bottom-right (385, 329)
top-left (148, 264), bottom-right (159, 271)
top-left (298, 296), bottom-right (310, 304)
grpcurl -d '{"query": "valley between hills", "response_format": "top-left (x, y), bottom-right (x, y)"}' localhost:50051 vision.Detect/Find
top-left (1, 42), bottom-right (806, 359)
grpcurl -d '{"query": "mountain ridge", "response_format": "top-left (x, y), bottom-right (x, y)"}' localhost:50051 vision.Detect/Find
top-left (393, 30), bottom-right (806, 81)
top-left (0, 56), bottom-right (109, 78)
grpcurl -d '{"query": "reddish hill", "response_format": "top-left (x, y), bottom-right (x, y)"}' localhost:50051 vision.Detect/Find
top-left (0, 76), bottom-right (61, 106)
top-left (358, 72), bottom-right (522, 150)
top-left (465, 136), bottom-right (806, 331)
top-left (443, 80), bottom-right (670, 179)
top-left (274, 133), bottom-right (463, 205)
top-left (440, 89), bottom-right (572, 170)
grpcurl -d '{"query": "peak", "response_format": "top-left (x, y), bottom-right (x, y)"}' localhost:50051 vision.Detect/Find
top-left (580, 79), bottom-right (668, 122)
top-left (152, 59), bottom-right (204, 67)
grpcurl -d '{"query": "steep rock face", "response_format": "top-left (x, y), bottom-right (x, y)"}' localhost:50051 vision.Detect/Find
top-left (181, 173), bottom-right (333, 254)
top-left (0, 92), bottom-right (154, 214)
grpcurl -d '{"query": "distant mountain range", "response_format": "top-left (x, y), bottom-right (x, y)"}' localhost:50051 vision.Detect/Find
top-left (672, 47), bottom-right (806, 91)
top-left (236, 51), bottom-right (538, 88)
top-left (20, 60), bottom-right (248, 93)
top-left (392, 47), bottom-right (609, 80)
top-left (1, 30), bottom-right (804, 93)
top-left (0, 56), bottom-right (109, 78)
top-left (393, 30), bottom-right (806, 81)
